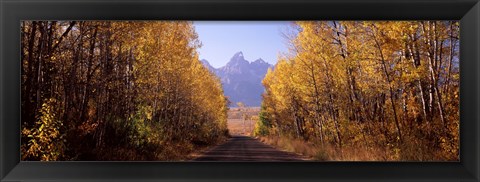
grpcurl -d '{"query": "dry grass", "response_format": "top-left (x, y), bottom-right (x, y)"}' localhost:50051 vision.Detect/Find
top-left (227, 119), bottom-right (257, 136)
top-left (259, 136), bottom-right (386, 161)
top-left (227, 107), bottom-right (259, 136)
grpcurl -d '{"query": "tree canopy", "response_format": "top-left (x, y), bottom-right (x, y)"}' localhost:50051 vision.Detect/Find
top-left (258, 21), bottom-right (459, 161)
top-left (21, 21), bottom-right (228, 161)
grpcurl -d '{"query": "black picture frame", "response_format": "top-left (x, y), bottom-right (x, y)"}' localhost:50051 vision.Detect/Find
top-left (1, 0), bottom-right (479, 181)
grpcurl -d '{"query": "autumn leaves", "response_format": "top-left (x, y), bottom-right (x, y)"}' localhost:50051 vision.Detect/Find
top-left (258, 21), bottom-right (459, 161)
top-left (21, 21), bottom-right (228, 160)
top-left (20, 21), bottom-right (460, 161)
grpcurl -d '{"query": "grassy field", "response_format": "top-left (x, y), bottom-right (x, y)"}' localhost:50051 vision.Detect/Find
top-left (227, 107), bottom-right (260, 136)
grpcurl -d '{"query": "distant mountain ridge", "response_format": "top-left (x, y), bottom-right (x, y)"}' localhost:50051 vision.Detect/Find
top-left (200, 51), bottom-right (273, 107)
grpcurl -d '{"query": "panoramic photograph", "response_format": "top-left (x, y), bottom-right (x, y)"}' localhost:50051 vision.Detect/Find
top-left (20, 21), bottom-right (459, 161)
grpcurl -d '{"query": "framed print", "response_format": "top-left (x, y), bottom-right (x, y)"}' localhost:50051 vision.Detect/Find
top-left (1, 0), bottom-right (479, 181)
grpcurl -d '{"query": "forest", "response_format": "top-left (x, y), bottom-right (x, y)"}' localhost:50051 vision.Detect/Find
top-left (21, 21), bottom-right (460, 161)
top-left (20, 21), bottom-right (229, 161)
top-left (255, 21), bottom-right (460, 161)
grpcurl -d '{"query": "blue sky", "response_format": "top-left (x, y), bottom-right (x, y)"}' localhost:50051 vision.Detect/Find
top-left (193, 21), bottom-right (291, 68)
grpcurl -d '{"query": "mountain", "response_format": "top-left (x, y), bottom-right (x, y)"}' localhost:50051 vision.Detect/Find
top-left (201, 51), bottom-right (273, 107)
top-left (200, 59), bottom-right (216, 73)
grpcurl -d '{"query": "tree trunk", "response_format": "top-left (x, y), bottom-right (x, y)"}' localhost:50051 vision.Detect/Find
top-left (373, 32), bottom-right (403, 143)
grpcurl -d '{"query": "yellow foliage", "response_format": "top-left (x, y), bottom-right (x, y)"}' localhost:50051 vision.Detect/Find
top-left (21, 98), bottom-right (66, 161)
top-left (260, 21), bottom-right (460, 161)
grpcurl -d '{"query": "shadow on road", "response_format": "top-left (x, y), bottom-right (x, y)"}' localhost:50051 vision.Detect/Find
top-left (193, 135), bottom-right (306, 161)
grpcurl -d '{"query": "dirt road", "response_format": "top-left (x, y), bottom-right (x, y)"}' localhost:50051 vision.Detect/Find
top-left (194, 136), bottom-right (306, 161)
